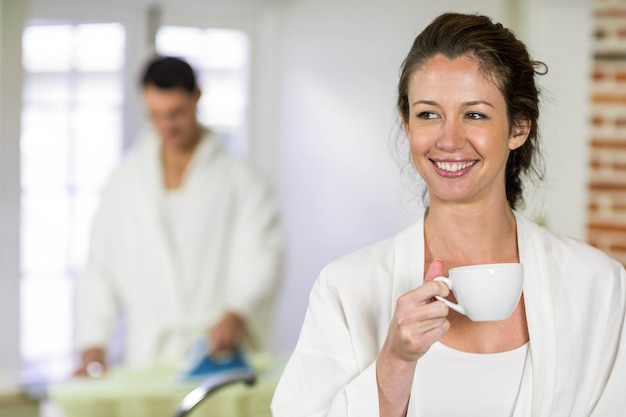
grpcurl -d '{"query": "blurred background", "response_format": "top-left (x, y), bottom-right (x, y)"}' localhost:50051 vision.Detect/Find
top-left (0, 0), bottom-right (606, 413)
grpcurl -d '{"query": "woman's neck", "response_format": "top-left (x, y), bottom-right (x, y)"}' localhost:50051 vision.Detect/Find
top-left (424, 201), bottom-right (519, 268)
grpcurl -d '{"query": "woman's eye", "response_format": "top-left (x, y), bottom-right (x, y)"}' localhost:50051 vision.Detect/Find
top-left (417, 111), bottom-right (437, 120)
top-left (466, 112), bottom-right (486, 120)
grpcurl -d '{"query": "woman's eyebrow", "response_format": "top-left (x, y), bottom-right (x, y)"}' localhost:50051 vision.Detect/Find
top-left (411, 100), bottom-right (494, 108)
top-left (462, 100), bottom-right (494, 108)
top-left (411, 99), bottom-right (438, 107)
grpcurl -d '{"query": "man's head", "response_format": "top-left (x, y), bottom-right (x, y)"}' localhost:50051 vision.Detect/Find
top-left (140, 56), bottom-right (202, 151)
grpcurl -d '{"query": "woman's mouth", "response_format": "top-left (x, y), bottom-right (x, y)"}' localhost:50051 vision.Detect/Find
top-left (431, 159), bottom-right (478, 176)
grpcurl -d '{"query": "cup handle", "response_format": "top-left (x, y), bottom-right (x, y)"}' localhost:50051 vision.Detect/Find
top-left (432, 276), bottom-right (467, 316)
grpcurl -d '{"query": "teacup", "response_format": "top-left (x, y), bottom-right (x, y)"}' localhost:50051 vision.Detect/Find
top-left (433, 262), bottom-right (524, 322)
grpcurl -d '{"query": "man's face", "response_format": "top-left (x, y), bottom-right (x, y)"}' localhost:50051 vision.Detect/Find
top-left (142, 85), bottom-right (200, 150)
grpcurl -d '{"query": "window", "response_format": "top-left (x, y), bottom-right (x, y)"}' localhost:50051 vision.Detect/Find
top-left (20, 22), bottom-right (126, 382)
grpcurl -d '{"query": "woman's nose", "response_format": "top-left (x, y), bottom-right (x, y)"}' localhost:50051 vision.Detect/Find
top-left (436, 118), bottom-right (465, 152)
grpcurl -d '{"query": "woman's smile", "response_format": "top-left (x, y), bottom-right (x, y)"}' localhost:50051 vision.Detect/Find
top-left (430, 159), bottom-right (478, 177)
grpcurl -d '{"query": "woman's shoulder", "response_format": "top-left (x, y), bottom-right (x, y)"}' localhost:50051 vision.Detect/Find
top-left (317, 221), bottom-right (422, 290)
top-left (520, 215), bottom-right (625, 280)
top-left (325, 238), bottom-right (395, 273)
top-left (541, 223), bottom-right (618, 265)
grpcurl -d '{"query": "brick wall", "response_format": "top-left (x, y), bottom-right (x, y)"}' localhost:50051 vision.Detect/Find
top-left (587, 0), bottom-right (626, 265)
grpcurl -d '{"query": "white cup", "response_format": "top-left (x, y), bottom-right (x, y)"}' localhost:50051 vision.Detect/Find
top-left (433, 263), bottom-right (524, 322)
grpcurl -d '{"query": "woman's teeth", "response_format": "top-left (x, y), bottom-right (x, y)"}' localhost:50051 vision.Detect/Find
top-left (434, 160), bottom-right (477, 172)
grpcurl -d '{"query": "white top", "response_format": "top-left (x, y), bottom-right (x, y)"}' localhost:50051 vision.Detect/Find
top-left (414, 342), bottom-right (529, 417)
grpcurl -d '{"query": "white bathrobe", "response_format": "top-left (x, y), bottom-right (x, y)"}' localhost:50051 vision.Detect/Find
top-left (75, 129), bottom-right (283, 368)
top-left (271, 212), bottom-right (626, 416)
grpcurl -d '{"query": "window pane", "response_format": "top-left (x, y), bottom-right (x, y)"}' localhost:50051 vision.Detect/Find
top-left (20, 275), bottom-right (73, 362)
top-left (71, 105), bottom-right (122, 187)
top-left (21, 190), bottom-right (70, 273)
top-left (22, 73), bottom-right (71, 105)
top-left (21, 104), bottom-right (70, 189)
top-left (22, 25), bottom-right (73, 72)
top-left (76, 73), bottom-right (124, 106)
top-left (75, 23), bottom-right (125, 72)
top-left (201, 29), bottom-right (248, 69)
top-left (198, 72), bottom-right (246, 127)
top-left (68, 190), bottom-right (102, 269)
top-left (155, 26), bottom-right (203, 62)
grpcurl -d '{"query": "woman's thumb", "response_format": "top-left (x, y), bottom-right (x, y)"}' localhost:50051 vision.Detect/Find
top-left (424, 258), bottom-right (444, 282)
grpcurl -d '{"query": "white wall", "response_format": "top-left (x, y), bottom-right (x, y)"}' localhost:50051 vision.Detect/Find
top-left (0, 0), bottom-right (27, 391)
top-left (520, 0), bottom-right (591, 240)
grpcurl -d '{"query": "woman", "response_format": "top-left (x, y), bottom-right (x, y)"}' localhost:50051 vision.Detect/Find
top-left (271, 12), bottom-right (626, 417)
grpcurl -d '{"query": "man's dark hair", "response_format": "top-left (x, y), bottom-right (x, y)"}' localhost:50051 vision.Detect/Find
top-left (140, 56), bottom-right (197, 93)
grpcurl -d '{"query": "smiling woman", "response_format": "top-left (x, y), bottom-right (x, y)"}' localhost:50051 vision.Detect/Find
top-left (271, 12), bottom-right (626, 417)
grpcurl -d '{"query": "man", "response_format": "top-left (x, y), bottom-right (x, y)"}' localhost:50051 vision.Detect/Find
top-left (74, 56), bottom-right (283, 376)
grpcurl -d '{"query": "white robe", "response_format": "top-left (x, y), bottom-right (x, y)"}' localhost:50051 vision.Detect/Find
top-left (271, 212), bottom-right (626, 416)
top-left (75, 129), bottom-right (283, 368)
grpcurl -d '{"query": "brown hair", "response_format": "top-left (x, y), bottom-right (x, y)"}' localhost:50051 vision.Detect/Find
top-left (397, 12), bottom-right (546, 209)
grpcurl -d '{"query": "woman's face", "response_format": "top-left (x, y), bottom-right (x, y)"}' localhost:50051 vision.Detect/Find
top-left (403, 53), bottom-right (528, 208)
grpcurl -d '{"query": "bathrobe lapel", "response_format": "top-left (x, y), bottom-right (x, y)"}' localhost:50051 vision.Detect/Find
top-left (133, 133), bottom-right (184, 317)
top-left (391, 217), bottom-right (424, 417)
top-left (513, 213), bottom-right (557, 416)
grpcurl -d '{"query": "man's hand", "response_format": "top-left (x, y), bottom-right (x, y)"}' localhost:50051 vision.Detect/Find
top-left (73, 347), bottom-right (107, 378)
top-left (208, 312), bottom-right (245, 356)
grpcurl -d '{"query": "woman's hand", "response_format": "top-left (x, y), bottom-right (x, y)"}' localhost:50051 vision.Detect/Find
top-left (376, 259), bottom-right (450, 417)
top-left (383, 258), bottom-right (450, 362)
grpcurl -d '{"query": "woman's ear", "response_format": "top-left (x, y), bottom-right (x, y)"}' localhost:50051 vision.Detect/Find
top-left (509, 117), bottom-right (531, 150)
